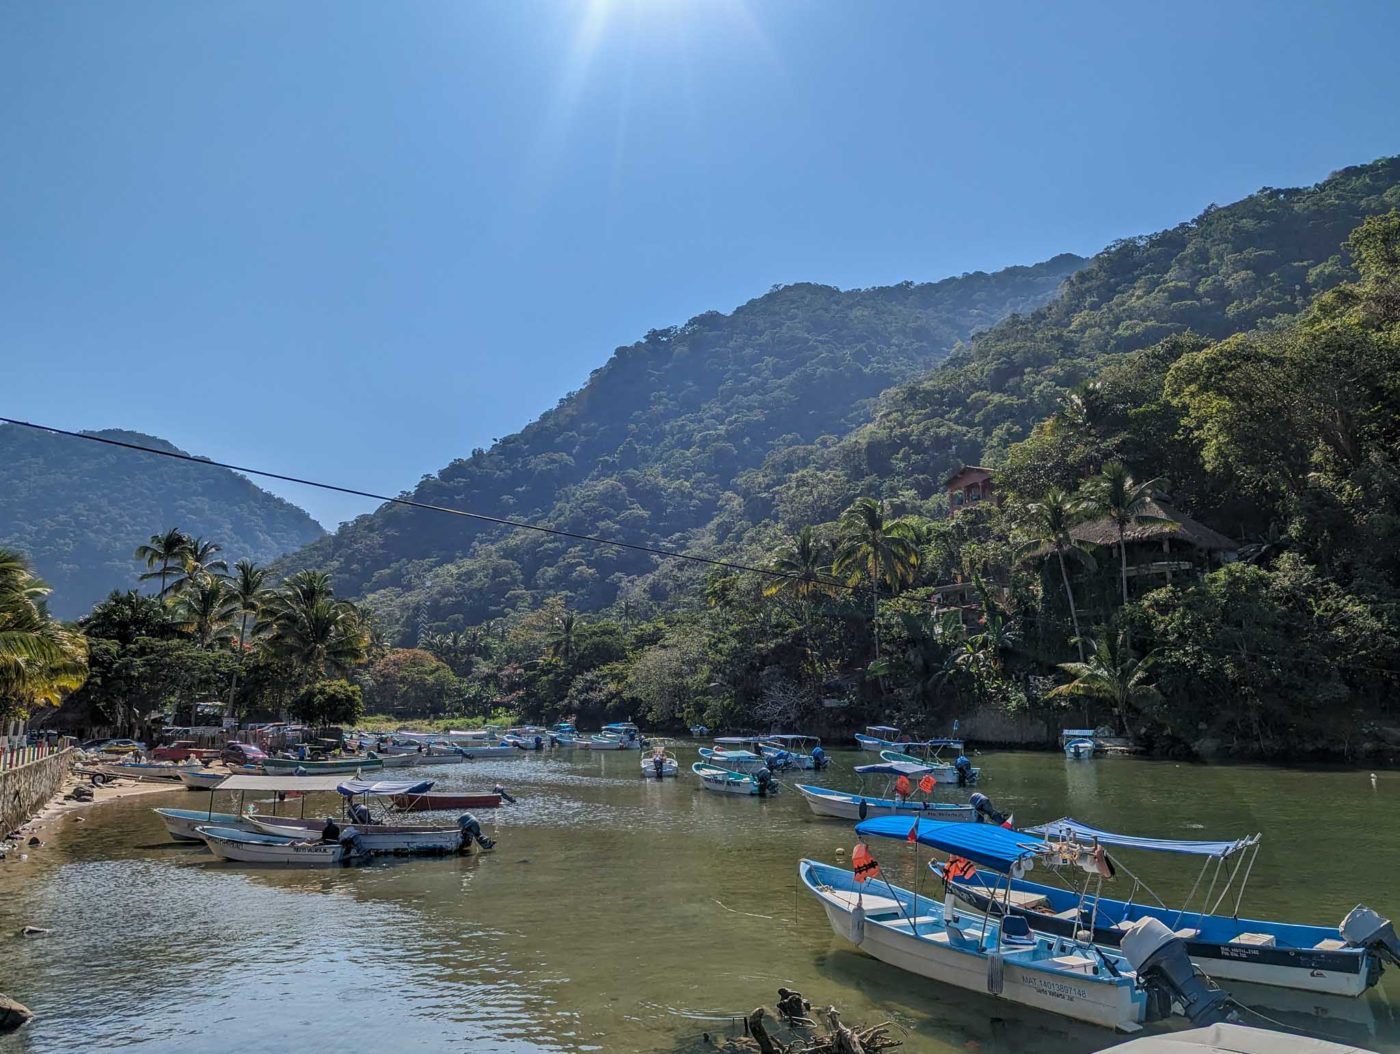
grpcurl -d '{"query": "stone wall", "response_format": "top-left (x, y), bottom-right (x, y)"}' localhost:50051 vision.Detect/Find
top-left (958, 706), bottom-right (1052, 747)
top-left (0, 749), bottom-right (74, 835)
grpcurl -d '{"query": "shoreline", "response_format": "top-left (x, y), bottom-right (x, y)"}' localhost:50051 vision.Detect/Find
top-left (5, 770), bottom-right (186, 851)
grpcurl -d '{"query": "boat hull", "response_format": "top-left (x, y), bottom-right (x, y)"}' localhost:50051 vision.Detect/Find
top-left (590, 736), bottom-right (640, 750)
top-left (155, 807), bottom-right (250, 841)
top-left (801, 861), bottom-right (1146, 1031)
top-left (196, 825), bottom-right (351, 866)
top-left (943, 871), bottom-right (1377, 998)
top-left (246, 816), bottom-right (465, 854)
top-left (177, 769), bottom-right (226, 790)
top-left (796, 784), bottom-right (975, 822)
top-left (453, 746), bottom-right (515, 759)
top-left (260, 758), bottom-right (383, 776)
top-left (388, 792), bottom-right (502, 811)
top-left (693, 763), bottom-right (774, 795)
top-left (641, 756), bottom-right (679, 778)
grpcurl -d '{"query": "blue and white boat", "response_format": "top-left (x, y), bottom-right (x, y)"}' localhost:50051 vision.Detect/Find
top-left (550, 723), bottom-right (585, 747)
top-left (692, 762), bottom-right (777, 796)
top-left (801, 818), bottom-right (1234, 1032)
top-left (1065, 738), bottom-right (1097, 759)
top-left (502, 727), bottom-right (550, 751)
top-left (590, 722), bottom-right (642, 750)
top-left (196, 825), bottom-right (363, 866)
top-left (795, 761), bottom-right (994, 823)
top-left (937, 817), bottom-right (1398, 998)
top-left (855, 725), bottom-right (964, 753)
top-left (880, 748), bottom-right (979, 785)
top-left (759, 734), bottom-right (828, 770)
top-left (699, 745), bottom-right (771, 774)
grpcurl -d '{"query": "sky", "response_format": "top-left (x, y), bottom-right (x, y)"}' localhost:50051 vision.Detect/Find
top-left (4, 1), bottom-right (1400, 529)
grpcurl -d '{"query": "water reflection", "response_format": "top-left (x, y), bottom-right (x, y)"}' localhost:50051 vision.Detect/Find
top-left (1, 748), bottom-right (1397, 1053)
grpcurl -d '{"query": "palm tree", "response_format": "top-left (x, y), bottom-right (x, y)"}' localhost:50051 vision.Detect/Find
top-left (1055, 379), bottom-right (1104, 436)
top-left (1016, 488), bottom-right (1096, 660)
top-left (0, 550), bottom-right (88, 719)
top-left (223, 560), bottom-right (269, 716)
top-left (762, 527), bottom-right (833, 603)
top-left (261, 570), bottom-right (369, 685)
top-left (172, 576), bottom-right (234, 648)
top-left (1047, 630), bottom-right (1162, 734)
top-left (1080, 463), bottom-right (1172, 606)
top-left (547, 611), bottom-right (578, 667)
top-left (167, 536), bottom-right (229, 595)
top-left (833, 498), bottom-right (920, 658)
top-left (134, 528), bottom-right (192, 597)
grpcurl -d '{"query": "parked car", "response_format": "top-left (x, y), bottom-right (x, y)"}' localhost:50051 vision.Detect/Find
top-left (151, 740), bottom-right (222, 763)
top-left (220, 742), bottom-right (267, 766)
top-left (98, 738), bottom-right (144, 755)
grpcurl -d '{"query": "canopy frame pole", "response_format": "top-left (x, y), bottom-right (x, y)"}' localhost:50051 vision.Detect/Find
top-left (1223, 841), bottom-right (1261, 919)
top-left (1207, 849), bottom-right (1249, 916)
top-left (1172, 856), bottom-right (1214, 931)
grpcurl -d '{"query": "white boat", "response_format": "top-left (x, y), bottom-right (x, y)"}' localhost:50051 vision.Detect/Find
top-left (880, 749), bottom-right (980, 785)
top-left (759, 734), bottom-right (828, 771)
top-left (453, 744), bottom-right (515, 759)
top-left (155, 807), bottom-right (253, 841)
top-left (196, 825), bottom-right (359, 866)
top-left (365, 751), bottom-right (419, 768)
top-left (153, 773), bottom-right (361, 842)
top-left (1065, 738), bottom-right (1097, 759)
top-left (803, 818), bottom-right (1236, 1032)
top-left (698, 746), bottom-right (770, 774)
top-left (177, 768), bottom-right (226, 790)
top-left (1101, 1022), bottom-right (1382, 1053)
top-left (692, 762), bottom-right (777, 796)
top-left (795, 783), bottom-right (977, 822)
top-left (855, 725), bottom-right (964, 753)
top-left (641, 746), bottom-right (679, 778)
top-left (590, 722), bottom-right (642, 750)
top-left (245, 815), bottom-right (468, 854)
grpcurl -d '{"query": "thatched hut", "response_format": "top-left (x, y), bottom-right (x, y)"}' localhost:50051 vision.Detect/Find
top-left (1070, 497), bottom-right (1237, 590)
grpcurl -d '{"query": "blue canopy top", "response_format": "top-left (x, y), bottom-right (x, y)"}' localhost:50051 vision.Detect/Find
top-left (602, 722), bottom-right (638, 732)
top-left (337, 779), bottom-right (435, 797)
top-left (1023, 817), bottom-right (1260, 859)
top-left (855, 761), bottom-right (931, 777)
top-left (703, 746), bottom-right (761, 759)
top-left (856, 817), bottom-right (1046, 873)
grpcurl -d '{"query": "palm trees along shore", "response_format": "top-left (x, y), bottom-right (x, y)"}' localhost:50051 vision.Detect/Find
top-left (0, 550), bottom-right (88, 722)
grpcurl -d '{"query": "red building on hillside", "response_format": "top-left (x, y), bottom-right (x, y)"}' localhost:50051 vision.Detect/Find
top-left (944, 465), bottom-right (997, 514)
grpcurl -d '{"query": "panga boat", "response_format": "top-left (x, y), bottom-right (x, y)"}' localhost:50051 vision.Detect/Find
top-left (365, 751), bottom-right (420, 769)
top-left (642, 744), bottom-right (679, 778)
top-left (154, 773), bottom-right (355, 841)
top-left (260, 756), bottom-right (383, 775)
top-left (177, 768), bottom-right (226, 790)
top-left (760, 734), bottom-right (828, 770)
top-left (502, 726), bottom-right (550, 750)
top-left (1102, 1022), bottom-right (1386, 1053)
top-left (196, 825), bottom-right (363, 866)
top-left (794, 762), bottom-right (996, 822)
top-left (699, 746), bottom-right (770, 774)
top-left (692, 762), bottom-right (777, 796)
top-left (937, 817), bottom-right (1400, 998)
top-left (590, 722), bottom-right (642, 750)
top-left (1065, 738), bottom-right (1097, 759)
top-left (802, 818), bottom-right (1237, 1032)
top-left (156, 808), bottom-right (251, 840)
top-left (855, 725), bottom-right (964, 753)
top-left (880, 748), bottom-right (979, 785)
top-left (388, 790), bottom-right (504, 811)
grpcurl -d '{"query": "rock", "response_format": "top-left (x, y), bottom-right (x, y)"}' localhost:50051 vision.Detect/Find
top-left (20, 926), bottom-right (50, 937)
top-left (0, 993), bottom-right (33, 1033)
top-left (27, 837), bottom-right (41, 847)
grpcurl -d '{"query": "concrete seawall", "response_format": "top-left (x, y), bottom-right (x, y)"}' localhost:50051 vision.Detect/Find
top-left (0, 749), bottom-right (75, 835)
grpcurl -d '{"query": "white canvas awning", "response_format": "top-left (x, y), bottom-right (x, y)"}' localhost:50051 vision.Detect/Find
top-left (215, 774), bottom-right (347, 793)
top-left (1105, 1023), bottom-right (1376, 1054)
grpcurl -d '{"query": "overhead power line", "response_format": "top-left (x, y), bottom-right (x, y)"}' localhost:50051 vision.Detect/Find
top-left (0, 416), bottom-right (855, 591)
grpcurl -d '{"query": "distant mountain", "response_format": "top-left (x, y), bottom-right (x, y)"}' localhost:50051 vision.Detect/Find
top-left (0, 427), bottom-right (326, 617)
top-left (286, 257), bottom-right (1086, 635)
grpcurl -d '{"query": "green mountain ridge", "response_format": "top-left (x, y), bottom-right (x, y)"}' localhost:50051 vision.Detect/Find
top-left (0, 426), bottom-right (326, 618)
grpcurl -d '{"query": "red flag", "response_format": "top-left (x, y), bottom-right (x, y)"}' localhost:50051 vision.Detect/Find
top-left (918, 774), bottom-right (935, 795)
top-left (907, 815), bottom-right (920, 843)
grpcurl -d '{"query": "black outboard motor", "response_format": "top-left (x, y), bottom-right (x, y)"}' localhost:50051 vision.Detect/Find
top-left (338, 830), bottom-right (368, 862)
top-left (1121, 917), bottom-right (1232, 1026)
top-left (1341, 905), bottom-right (1400, 967)
top-left (532, 735), bottom-right (544, 751)
top-left (955, 755), bottom-right (974, 787)
top-left (755, 768), bottom-right (773, 797)
top-left (811, 745), bottom-right (827, 770)
top-left (457, 813), bottom-right (495, 851)
top-left (492, 783), bottom-right (517, 804)
top-left (969, 792), bottom-right (1006, 825)
top-left (652, 754), bottom-right (666, 778)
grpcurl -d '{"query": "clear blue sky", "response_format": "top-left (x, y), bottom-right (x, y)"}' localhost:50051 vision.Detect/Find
top-left (4, 1), bottom-right (1399, 528)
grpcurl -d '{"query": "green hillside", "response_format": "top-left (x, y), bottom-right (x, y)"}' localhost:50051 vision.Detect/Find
top-left (0, 427), bottom-right (326, 617)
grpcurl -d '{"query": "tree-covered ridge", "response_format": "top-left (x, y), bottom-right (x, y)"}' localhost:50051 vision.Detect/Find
top-left (290, 257), bottom-right (1085, 627)
top-left (0, 427), bottom-right (326, 618)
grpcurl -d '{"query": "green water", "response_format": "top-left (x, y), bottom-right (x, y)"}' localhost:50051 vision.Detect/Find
top-left (2, 747), bottom-right (1398, 1053)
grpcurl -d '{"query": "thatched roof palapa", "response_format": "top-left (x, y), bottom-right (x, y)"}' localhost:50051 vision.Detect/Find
top-left (1070, 498), bottom-right (1237, 552)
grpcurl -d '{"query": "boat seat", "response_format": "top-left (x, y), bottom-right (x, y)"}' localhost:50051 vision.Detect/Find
top-left (885, 916), bottom-right (940, 935)
top-left (1048, 955), bottom-right (1098, 974)
top-left (1173, 928), bottom-right (1200, 940)
top-left (1232, 932), bottom-right (1276, 947)
top-left (1314, 938), bottom-right (1348, 951)
top-left (1004, 890), bottom-right (1049, 910)
top-left (819, 890), bottom-right (903, 916)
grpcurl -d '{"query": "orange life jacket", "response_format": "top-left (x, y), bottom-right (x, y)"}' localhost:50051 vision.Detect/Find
top-left (945, 855), bottom-right (977, 881)
top-left (917, 774), bottom-right (936, 794)
top-left (894, 775), bottom-right (912, 799)
top-left (852, 843), bottom-right (881, 883)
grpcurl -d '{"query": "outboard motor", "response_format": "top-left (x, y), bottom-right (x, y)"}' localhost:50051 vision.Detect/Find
top-left (811, 745), bottom-right (827, 770)
top-left (955, 755), bottom-right (974, 786)
top-left (457, 813), bottom-right (495, 851)
top-left (349, 802), bottom-right (374, 825)
top-left (970, 792), bottom-right (1006, 825)
top-left (1121, 917), bottom-right (1232, 1026)
top-left (652, 754), bottom-right (666, 778)
top-left (532, 735), bottom-right (544, 751)
top-left (755, 768), bottom-right (773, 797)
top-left (338, 830), bottom-right (368, 862)
top-left (492, 783), bottom-right (517, 804)
top-left (1341, 905), bottom-right (1400, 967)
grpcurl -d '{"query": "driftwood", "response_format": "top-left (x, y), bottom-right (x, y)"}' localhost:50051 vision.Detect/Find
top-left (705, 992), bottom-right (899, 1054)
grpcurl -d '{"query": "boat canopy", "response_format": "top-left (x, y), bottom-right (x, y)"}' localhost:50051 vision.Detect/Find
top-left (854, 761), bottom-right (932, 777)
top-left (602, 722), bottom-right (637, 732)
top-left (337, 779), bottom-right (436, 797)
top-left (1024, 817), bottom-right (1260, 859)
top-left (714, 736), bottom-right (763, 746)
top-left (856, 817), bottom-right (1046, 873)
top-left (1061, 728), bottom-right (1097, 737)
top-left (704, 747), bottom-right (762, 759)
top-left (765, 734), bottom-right (819, 744)
top-left (215, 774), bottom-right (347, 792)
top-left (865, 725), bottom-right (902, 735)
top-left (923, 738), bottom-right (963, 748)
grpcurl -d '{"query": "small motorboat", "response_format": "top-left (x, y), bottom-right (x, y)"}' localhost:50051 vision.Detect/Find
top-left (244, 815), bottom-right (470, 854)
top-left (388, 790), bottom-right (504, 812)
top-left (502, 727), bottom-right (550, 751)
top-left (880, 749), bottom-right (979, 785)
top-left (155, 807), bottom-right (253, 841)
top-left (195, 825), bottom-right (361, 866)
top-left (590, 722), bottom-right (642, 750)
top-left (698, 746), bottom-right (770, 774)
top-left (260, 756), bottom-right (383, 775)
top-left (177, 768), bottom-right (226, 790)
top-left (642, 744), bottom-right (679, 778)
top-left (364, 751), bottom-right (419, 768)
top-left (760, 734), bottom-right (828, 770)
top-left (795, 783), bottom-right (979, 823)
top-left (689, 724), bottom-right (710, 737)
top-left (1065, 738), bottom-right (1097, 759)
top-left (855, 725), bottom-right (964, 753)
top-left (692, 762), bottom-right (777, 796)
top-left (452, 743), bottom-right (516, 759)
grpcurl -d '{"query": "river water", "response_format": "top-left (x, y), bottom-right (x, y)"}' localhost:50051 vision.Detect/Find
top-left (1, 747), bottom-right (1397, 1053)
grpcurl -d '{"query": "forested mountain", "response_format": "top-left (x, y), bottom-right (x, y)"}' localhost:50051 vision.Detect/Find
top-left (288, 258), bottom-right (1085, 634)
top-left (0, 427), bottom-right (325, 617)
